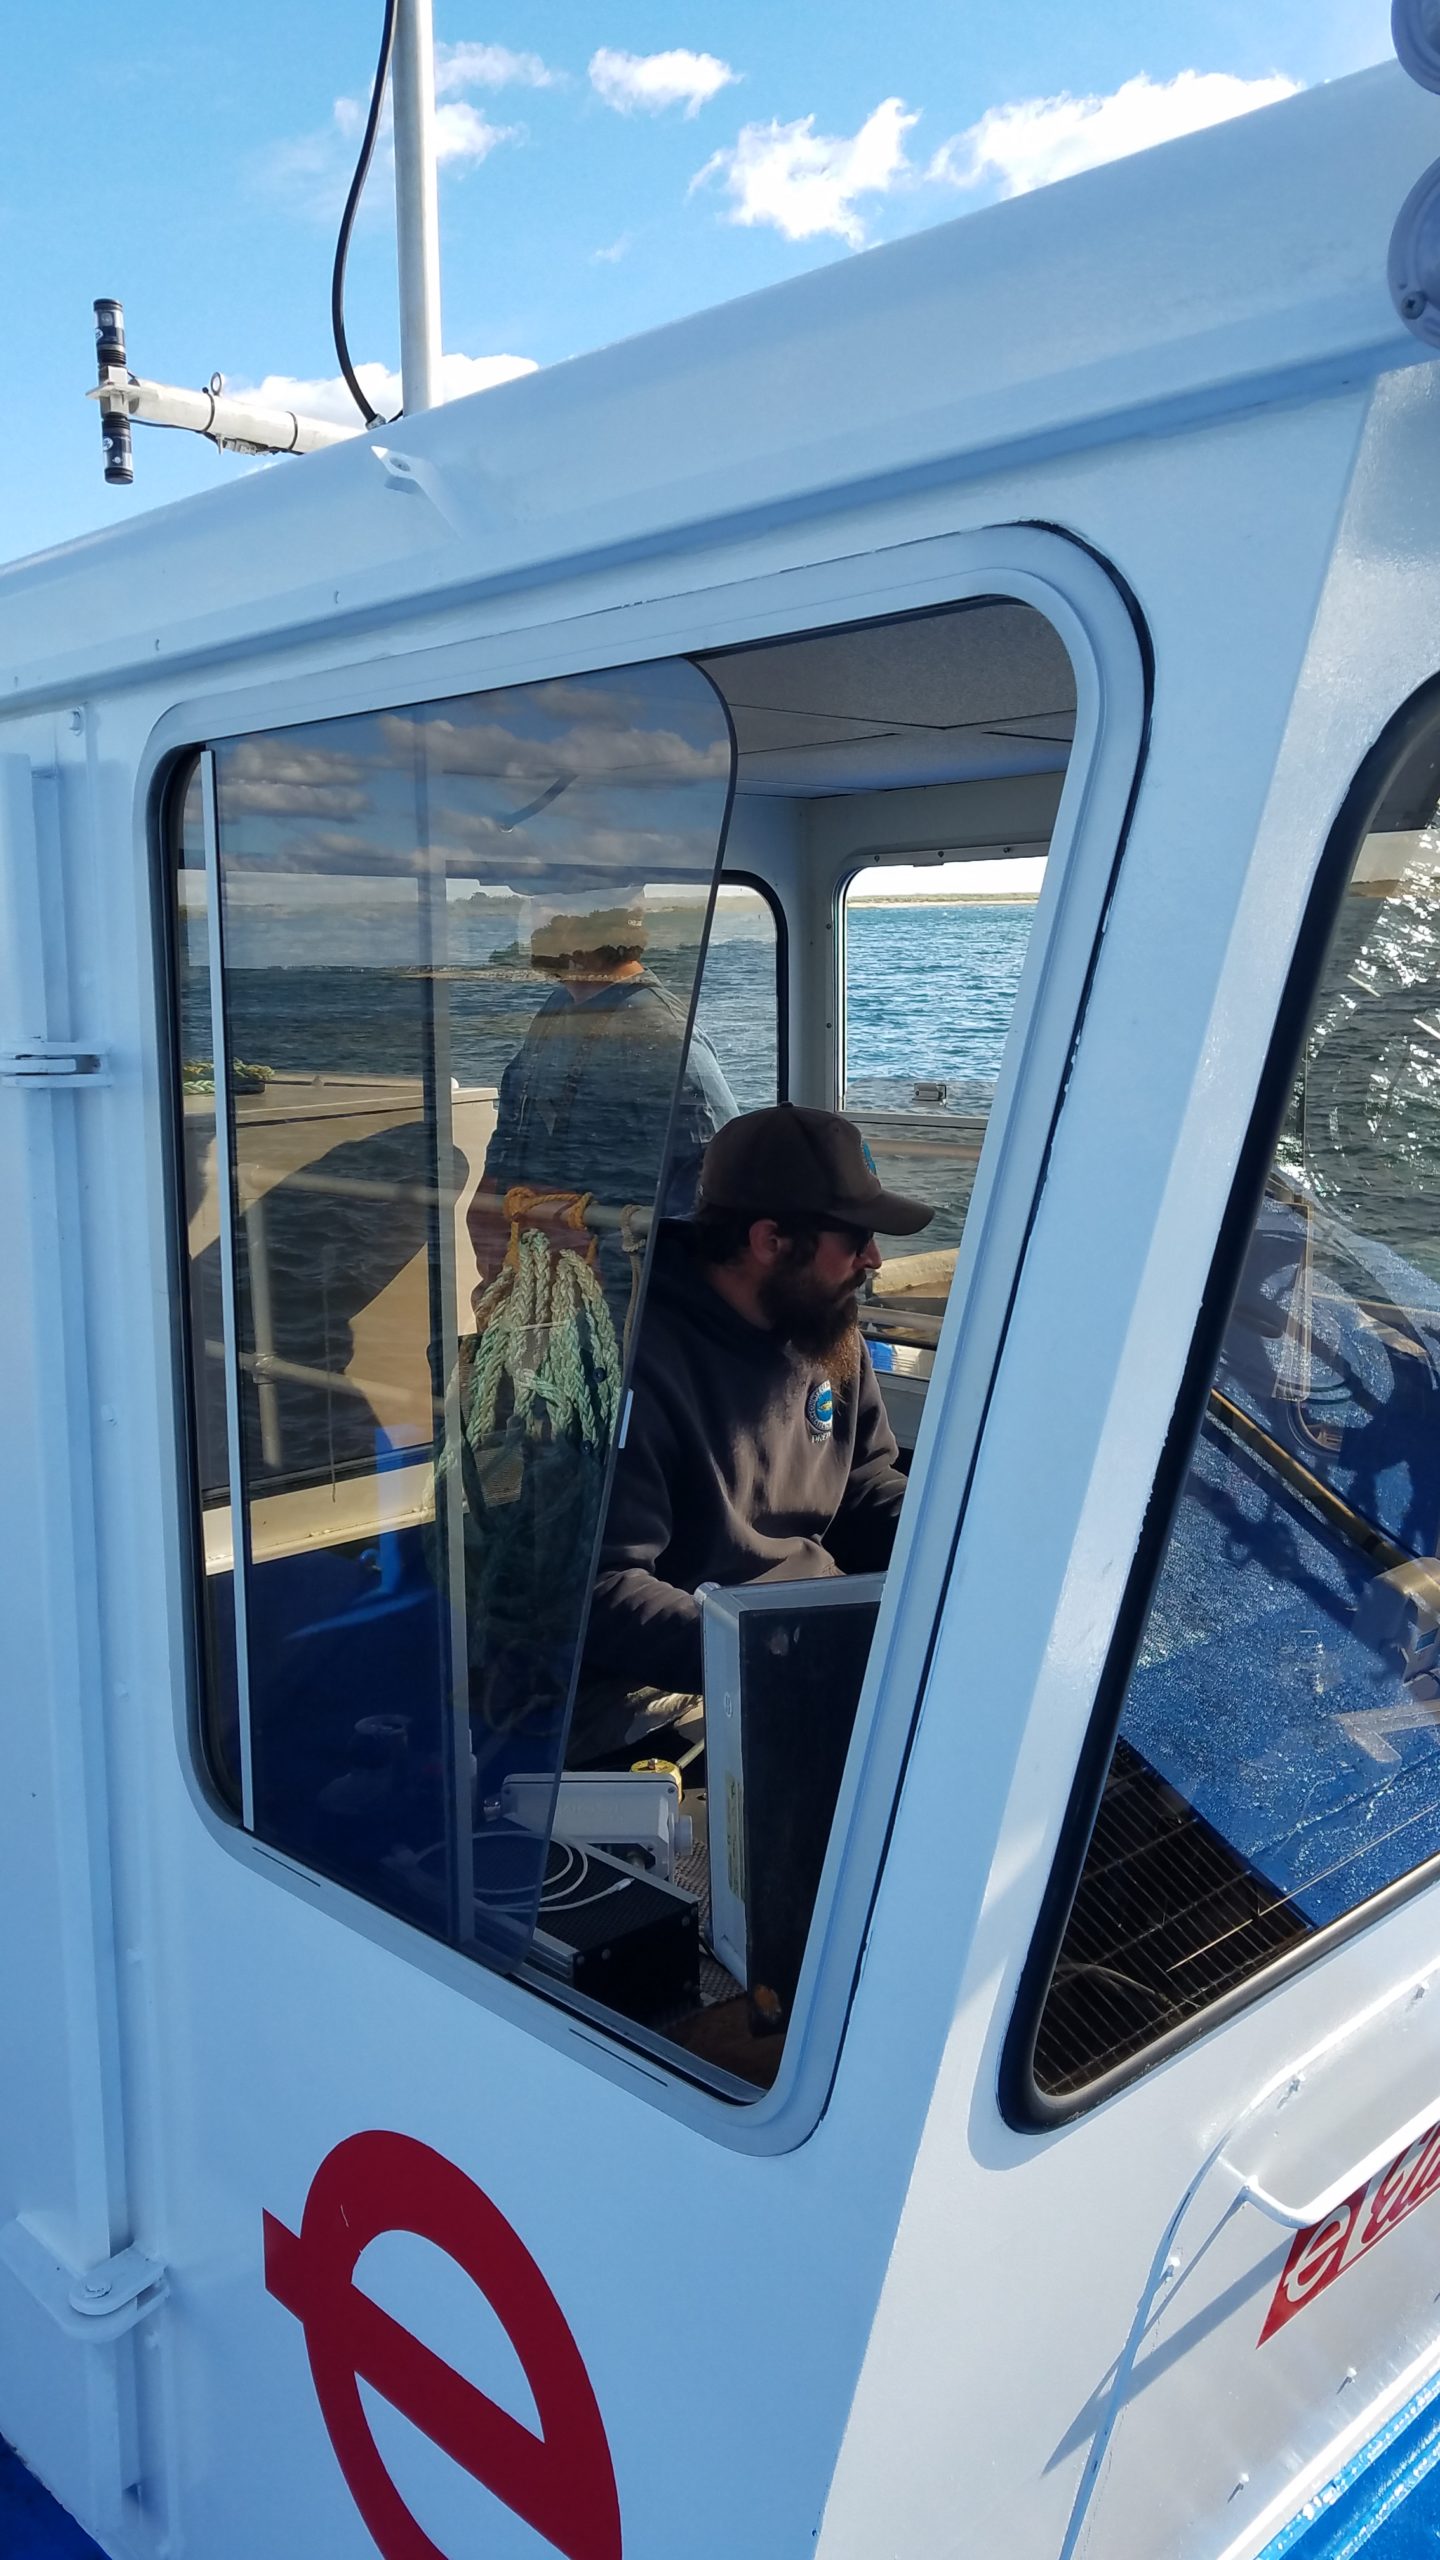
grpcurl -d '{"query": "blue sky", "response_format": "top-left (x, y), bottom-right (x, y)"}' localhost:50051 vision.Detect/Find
top-left (0, 0), bottom-right (1392, 566)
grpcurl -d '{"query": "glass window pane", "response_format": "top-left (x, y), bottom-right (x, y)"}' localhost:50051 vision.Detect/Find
top-left (843, 855), bottom-right (1045, 1247)
top-left (842, 854), bottom-right (1045, 1406)
top-left (176, 661), bottom-right (735, 1968)
top-left (692, 881), bottom-right (781, 1109)
top-left (1036, 782), bottom-right (1440, 2098)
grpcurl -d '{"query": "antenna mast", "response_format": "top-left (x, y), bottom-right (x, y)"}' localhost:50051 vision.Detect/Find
top-left (392, 0), bottom-right (443, 412)
top-left (90, 0), bottom-right (445, 483)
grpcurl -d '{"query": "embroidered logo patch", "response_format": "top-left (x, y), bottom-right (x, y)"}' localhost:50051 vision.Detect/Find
top-left (861, 1139), bottom-right (878, 1175)
top-left (805, 1379), bottom-right (835, 1441)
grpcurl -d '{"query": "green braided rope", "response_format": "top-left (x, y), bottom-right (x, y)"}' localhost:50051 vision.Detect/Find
top-left (432, 1210), bottom-right (630, 1729)
top-left (459, 1224), bottom-right (620, 1450)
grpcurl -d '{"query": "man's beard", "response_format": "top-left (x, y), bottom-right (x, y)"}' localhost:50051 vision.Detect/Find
top-left (757, 1266), bottom-right (863, 1383)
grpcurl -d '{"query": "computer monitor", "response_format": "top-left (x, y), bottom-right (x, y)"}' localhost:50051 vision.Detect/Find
top-left (701, 1573), bottom-right (885, 2015)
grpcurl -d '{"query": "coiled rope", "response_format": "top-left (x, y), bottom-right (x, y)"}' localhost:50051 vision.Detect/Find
top-left (460, 1190), bottom-right (622, 1452)
top-left (443, 1188), bottom-right (642, 1731)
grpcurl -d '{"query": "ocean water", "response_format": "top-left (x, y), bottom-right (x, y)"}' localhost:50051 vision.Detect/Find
top-left (185, 901), bottom-right (1033, 1117)
top-left (186, 930), bottom-right (782, 1112)
top-left (843, 902), bottom-right (1033, 1110)
top-left (183, 889), bottom-right (1440, 1268)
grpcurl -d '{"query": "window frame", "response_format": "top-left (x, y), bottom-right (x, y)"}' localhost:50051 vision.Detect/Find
top-left (142, 524), bottom-right (1148, 2157)
top-left (836, 842), bottom-right (1051, 1119)
top-left (703, 864), bottom-right (789, 1104)
top-left (1002, 669), bottom-right (1440, 2131)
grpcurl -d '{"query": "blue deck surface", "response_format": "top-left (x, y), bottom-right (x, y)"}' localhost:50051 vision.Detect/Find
top-left (0, 2445), bottom-right (106, 2559)
top-left (1256, 2365), bottom-right (1440, 2557)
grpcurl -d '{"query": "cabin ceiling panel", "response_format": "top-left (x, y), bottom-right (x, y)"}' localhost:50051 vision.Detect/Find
top-left (700, 599), bottom-right (1076, 796)
top-left (699, 602), bottom-right (1074, 729)
top-left (727, 730), bottom-right (1073, 797)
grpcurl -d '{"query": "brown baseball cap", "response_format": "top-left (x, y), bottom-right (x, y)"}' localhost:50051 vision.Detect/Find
top-left (697, 1103), bottom-right (935, 1237)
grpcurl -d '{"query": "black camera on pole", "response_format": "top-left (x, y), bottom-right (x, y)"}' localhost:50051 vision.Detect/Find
top-left (94, 299), bottom-right (133, 487)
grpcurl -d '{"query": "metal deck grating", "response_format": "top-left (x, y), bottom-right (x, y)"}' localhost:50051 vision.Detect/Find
top-left (1035, 1740), bottom-right (1313, 2095)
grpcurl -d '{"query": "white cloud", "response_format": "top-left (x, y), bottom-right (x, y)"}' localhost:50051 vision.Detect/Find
top-left (589, 47), bottom-right (739, 117)
top-left (261, 115), bottom-right (359, 220)
top-left (591, 232), bottom-right (633, 264)
top-left (228, 742), bottom-right (361, 785)
top-left (434, 41), bottom-right (557, 94)
top-left (432, 102), bottom-right (517, 167)
top-left (929, 68), bottom-right (1300, 200)
top-left (692, 97), bottom-right (917, 245)
top-left (223, 739), bottom-right (369, 818)
top-left (392, 710), bottom-right (730, 786)
top-left (232, 351), bottom-right (538, 429)
top-left (264, 49), bottom-right (534, 217)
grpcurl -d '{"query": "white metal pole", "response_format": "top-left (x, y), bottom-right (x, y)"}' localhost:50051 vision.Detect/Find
top-left (87, 376), bottom-right (360, 455)
top-left (391, 0), bottom-right (444, 413)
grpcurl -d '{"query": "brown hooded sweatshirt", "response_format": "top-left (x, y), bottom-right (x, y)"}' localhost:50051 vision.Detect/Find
top-left (583, 1227), bottom-right (907, 1695)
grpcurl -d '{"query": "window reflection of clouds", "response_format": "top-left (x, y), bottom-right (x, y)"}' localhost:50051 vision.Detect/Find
top-left (526, 676), bottom-right (654, 728)
top-left (219, 736), bottom-right (374, 823)
top-left (398, 712), bottom-right (730, 787)
top-left (225, 739), bottom-right (372, 787)
top-left (216, 662), bottom-right (731, 893)
top-left (222, 782), bottom-right (371, 820)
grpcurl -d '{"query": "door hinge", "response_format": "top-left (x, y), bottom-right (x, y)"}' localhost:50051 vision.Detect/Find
top-left (0, 1040), bottom-right (109, 1087)
top-left (0, 2220), bottom-right (166, 2342)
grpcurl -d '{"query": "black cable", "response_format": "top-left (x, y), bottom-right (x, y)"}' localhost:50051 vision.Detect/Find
top-left (331, 0), bottom-right (400, 427)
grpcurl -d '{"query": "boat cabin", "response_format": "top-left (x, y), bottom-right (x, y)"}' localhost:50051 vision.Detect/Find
top-left (7, 55), bottom-right (1440, 2560)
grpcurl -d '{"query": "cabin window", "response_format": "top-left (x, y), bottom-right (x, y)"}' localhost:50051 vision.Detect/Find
top-left (1029, 702), bottom-right (1440, 2102)
top-left (836, 853), bottom-right (1047, 1451)
top-left (694, 879), bottom-right (784, 1108)
top-left (170, 595), bottom-right (1079, 2106)
top-left (172, 659), bottom-right (740, 1959)
top-left (565, 598), bottom-right (1074, 2095)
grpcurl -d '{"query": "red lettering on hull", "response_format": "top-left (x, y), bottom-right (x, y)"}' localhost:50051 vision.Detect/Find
top-left (1259, 2119), bottom-right (1440, 2343)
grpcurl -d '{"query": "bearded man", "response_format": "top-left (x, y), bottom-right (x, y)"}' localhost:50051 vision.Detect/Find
top-left (574, 1104), bottom-right (934, 1759)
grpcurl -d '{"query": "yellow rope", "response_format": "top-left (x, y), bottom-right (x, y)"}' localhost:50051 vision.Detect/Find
top-left (499, 1184), bottom-right (598, 1265)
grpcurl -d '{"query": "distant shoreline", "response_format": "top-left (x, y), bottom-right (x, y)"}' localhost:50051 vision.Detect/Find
top-left (848, 893), bottom-right (1040, 907)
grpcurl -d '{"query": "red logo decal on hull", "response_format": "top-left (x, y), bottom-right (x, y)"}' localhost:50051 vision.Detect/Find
top-left (265, 2131), bottom-right (621, 2559)
top-left (1259, 2117), bottom-right (1440, 2343)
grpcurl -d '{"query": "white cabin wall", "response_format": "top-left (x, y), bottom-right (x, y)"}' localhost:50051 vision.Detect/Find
top-left (0, 405), bottom-right (1363, 2556)
top-left (47, 522), bottom-right (1143, 2559)
top-left (817, 366), bottom-right (1440, 2558)
top-left (0, 716), bottom-right (160, 2542)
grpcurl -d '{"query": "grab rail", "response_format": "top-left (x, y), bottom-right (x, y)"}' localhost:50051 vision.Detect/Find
top-left (1234, 2090), bottom-right (1440, 2229)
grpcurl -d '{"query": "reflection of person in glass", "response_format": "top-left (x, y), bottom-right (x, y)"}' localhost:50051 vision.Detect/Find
top-left (468, 895), bottom-right (737, 1287)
